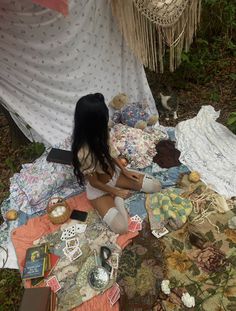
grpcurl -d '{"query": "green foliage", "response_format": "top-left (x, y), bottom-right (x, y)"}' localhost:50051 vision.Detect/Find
top-left (174, 0), bottom-right (236, 85)
top-left (0, 269), bottom-right (23, 311)
top-left (209, 89), bottom-right (220, 102)
top-left (5, 157), bottom-right (17, 173)
top-left (227, 112), bottom-right (236, 134)
top-left (23, 142), bottom-right (45, 159)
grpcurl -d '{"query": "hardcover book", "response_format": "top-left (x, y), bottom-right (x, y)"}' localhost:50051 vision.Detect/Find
top-left (19, 287), bottom-right (51, 311)
top-left (31, 253), bottom-right (60, 286)
top-left (22, 244), bottom-right (48, 280)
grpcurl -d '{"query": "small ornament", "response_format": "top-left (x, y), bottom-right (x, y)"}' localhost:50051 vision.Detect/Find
top-left (5, 209), bottom-right (18, 221)
top-left (188, 171), bottom-right (201, 183)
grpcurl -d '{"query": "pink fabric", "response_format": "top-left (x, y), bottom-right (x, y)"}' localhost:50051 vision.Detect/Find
top-left (12, 192), bottom-right (138, 311)
top-left (32, 0), bottom-right (68, 16)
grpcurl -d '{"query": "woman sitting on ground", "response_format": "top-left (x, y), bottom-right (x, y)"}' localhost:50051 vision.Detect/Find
top-left (71, 93), bottom-right (161, 234)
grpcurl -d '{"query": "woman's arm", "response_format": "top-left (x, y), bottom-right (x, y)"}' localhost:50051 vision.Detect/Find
top-left (112, 158), bottom-right (140, 181)
top-left (112, 157), bottom-right (125, 172)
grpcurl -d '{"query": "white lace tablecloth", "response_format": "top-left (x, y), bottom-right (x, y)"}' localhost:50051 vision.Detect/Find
top-left (175, 105), bottom-right (236, 198)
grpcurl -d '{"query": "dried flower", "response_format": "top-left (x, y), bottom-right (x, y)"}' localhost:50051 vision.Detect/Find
top-left (161, 279), bottom-right (171, 295)
top-left (181, 292), bottom-right (195, 308)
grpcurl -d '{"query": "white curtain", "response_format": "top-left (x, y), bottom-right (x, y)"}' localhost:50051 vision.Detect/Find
top-left (0, 0), bottom-right (156, 146)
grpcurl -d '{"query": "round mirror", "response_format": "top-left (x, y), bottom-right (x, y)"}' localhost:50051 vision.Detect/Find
top-left (88, 266), bottom-right (110, 290)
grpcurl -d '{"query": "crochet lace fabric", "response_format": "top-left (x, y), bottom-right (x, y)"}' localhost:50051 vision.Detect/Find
top-left (111, 0), bottom-right (201, 72)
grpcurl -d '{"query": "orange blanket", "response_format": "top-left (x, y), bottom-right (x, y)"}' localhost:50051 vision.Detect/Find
top-left (12, 193), bottom-right (137, 311)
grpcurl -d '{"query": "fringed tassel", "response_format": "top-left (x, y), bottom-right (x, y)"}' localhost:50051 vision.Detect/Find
top-left (111, 0), bottom-right (201, 73)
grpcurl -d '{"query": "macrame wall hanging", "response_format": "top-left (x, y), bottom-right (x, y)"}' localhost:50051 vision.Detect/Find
top-left (111, 0), bottom-right (201, 72)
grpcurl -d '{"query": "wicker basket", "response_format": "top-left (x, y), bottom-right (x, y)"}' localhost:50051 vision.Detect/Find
top-left (47, 197), bottom-right (71, 225)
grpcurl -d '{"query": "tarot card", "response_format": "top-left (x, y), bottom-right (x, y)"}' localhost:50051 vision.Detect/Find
top-left (130, 215), bottom-right (142, 223)
top-left (63, 247), bottom-right (73, 257)
top-left (46, 276), bottom-right (61, 293)
top-left (66, 238), bottom-right (79, 248)
top-left (110, 267), bottom-right (118, 280)
top-left (152, 227), bottom-right (169, 239)
top-left (70, 247), bottom-right (82, 261)
top-left (109, 253), bottom-right (119, 269)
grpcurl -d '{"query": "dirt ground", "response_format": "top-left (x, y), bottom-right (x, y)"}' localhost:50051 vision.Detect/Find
top-left (0, 57), bottom-right (235, 310)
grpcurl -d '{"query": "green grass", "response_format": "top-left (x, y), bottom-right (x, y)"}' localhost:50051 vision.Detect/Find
top-left (0, 269), bottom-right (24, 311)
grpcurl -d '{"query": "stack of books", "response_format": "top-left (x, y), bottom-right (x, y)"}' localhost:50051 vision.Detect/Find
top-left (19, 287), bottom-right (57, 311)
top-left (22, 243), bottom-right (60, 286)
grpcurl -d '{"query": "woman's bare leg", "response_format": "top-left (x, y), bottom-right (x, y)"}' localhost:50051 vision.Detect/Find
top-left (116, 172), bottom-right (144, 191)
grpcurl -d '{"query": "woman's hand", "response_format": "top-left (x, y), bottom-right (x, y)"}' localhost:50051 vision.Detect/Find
top-left (112, 188), bottom-right (131, 199)
top-left (122, 168), bottom-right (141, 182)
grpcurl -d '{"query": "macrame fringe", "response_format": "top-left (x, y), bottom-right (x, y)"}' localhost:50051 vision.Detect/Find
top-left (188, 187), bottom-right (234, 233)
top-left (111, 0), bottom-right (201, 72)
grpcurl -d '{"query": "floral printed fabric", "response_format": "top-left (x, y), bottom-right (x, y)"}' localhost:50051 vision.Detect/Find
top-left (32, 209), bottom-right (122, 310)
top-left (117, 220), bottom-right (167, 311)
top-left (110, 124), bottom-right (167, 168)
top-left (112, 102), bottom-right (152, 128)
top-left (117, 205), bottom-right (236, 311)
top-left (158, 207), bottom-right (236, 311)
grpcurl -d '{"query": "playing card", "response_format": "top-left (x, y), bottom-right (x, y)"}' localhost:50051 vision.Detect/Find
top-left (65, 225), bottom-right (76, 237)
top-left (152, 227), bottom-right (169, 239)
top-left (46, 276), bottom-right (61, 293)
top-left (134, 221), bottom-right (142, 231)
top-left (66, 238), bottom-right (79, 248)
top-left (107, 283), bottom-right (120, 306)
top-left (130, 215), bottom-right (142, 223)
top-left (110, 290), bottom-right (120, 306)
top-left (128, 220), bottom-right (140, 232)
top-left (61, 225), bottom-right (76, 240)
top-left (75, 224), bottom-right (87, 233)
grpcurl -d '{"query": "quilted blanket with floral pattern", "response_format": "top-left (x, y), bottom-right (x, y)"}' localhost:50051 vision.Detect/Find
top-left (117, 203), bottom-right (236, 311)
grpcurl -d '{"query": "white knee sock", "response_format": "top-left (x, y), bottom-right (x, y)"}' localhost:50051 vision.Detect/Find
top-left (141, 174), bottom-right (162, 193)
top-left (103, 207), bottom-right (128, 234)
top-left (114, 196), bottom-right (128, 222)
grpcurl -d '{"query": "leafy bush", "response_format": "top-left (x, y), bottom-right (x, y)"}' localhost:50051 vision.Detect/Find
top-left (175, 0), bottom-right (236, 85)
top-left (227, 112), bottom-right (236, 134)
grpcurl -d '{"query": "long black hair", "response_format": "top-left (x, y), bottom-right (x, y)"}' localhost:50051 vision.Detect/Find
top-left (71, 93), bottom-right (115, 185)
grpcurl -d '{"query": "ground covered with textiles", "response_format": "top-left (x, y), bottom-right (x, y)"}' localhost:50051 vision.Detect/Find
top-left (1, 62), bottom-right (236, 311)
